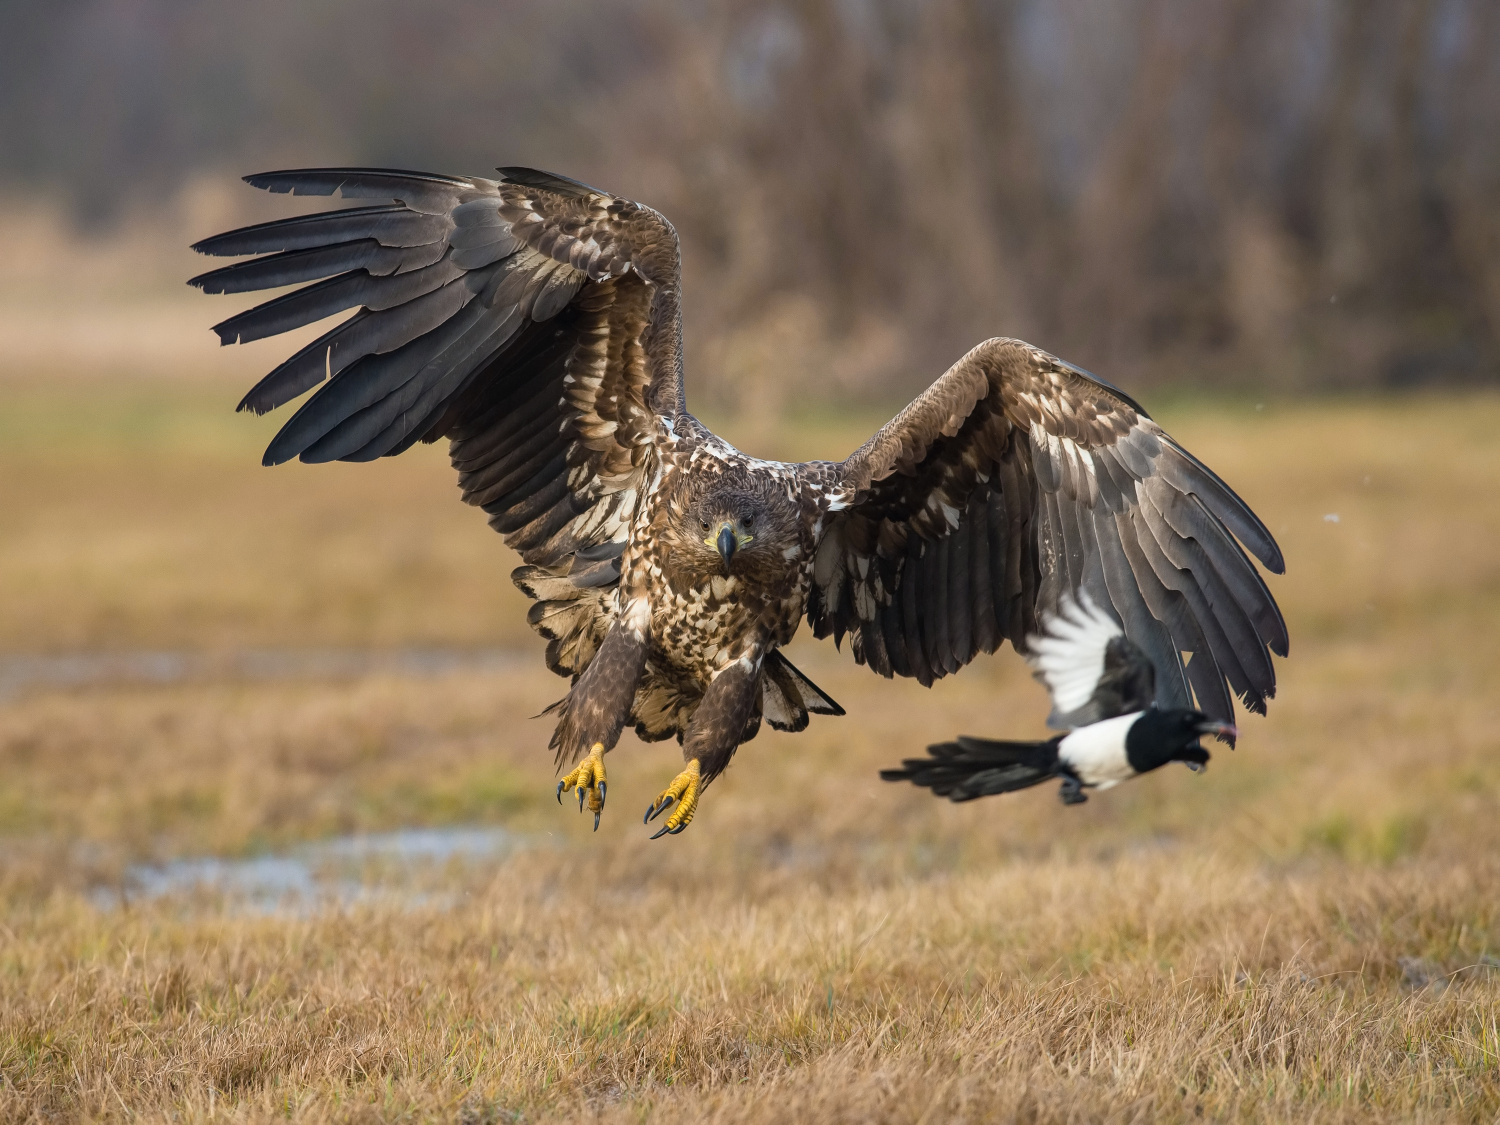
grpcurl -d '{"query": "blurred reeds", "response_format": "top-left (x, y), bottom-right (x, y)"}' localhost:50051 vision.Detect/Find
top-left (1, 371), bottom-right (1498, 1120)
top-left (7, 0), bottom-right (1500, 396)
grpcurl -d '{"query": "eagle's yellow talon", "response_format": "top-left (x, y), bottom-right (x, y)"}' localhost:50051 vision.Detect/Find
top-left (558, 742), bottom-right (608, 829)
top-left (646, 759), bottom-right (701, 839)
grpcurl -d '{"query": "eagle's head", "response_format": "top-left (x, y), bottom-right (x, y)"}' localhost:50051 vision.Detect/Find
top-left (665, 472), bottom-right (801, 584)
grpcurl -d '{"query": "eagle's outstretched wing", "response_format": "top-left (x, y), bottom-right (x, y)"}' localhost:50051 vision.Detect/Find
top-left (192, 167), bottom-right (686, 672)
top-left (1025, 591), bottom-right (1156, 729)
top-left (807, 338), bottom-right (1287, 726)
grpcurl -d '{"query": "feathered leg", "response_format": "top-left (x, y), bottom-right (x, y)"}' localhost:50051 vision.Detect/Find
top-left (645, 653), bottom-right (761, 837)
top-left (550, 604), bottom-right (649, 829)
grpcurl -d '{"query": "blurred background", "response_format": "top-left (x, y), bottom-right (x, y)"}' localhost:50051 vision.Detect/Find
top-left (3, 0), bottom-right (1500, 404)
top-left (3, 6), bottom-right (1500, 1118)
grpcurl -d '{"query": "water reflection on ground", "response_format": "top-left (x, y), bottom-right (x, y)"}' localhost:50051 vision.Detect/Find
top-left (96, 825), bottom-right (527, 915)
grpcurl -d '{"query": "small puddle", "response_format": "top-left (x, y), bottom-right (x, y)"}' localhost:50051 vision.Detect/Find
top-left (96, 825), bottom-right (527, 915)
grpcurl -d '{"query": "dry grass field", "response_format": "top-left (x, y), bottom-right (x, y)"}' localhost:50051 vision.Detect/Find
top-left (2, 370), bottom-right (1499, 1122)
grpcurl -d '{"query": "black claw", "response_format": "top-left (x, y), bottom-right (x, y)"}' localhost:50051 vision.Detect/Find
top-left (578, 788), bottom-right (585, 813)
top-left (556, 782), bottom-right (564, 804)
top-left (597, 780), bottom-right (606, 808)
top-left (644, 804), bottom-right (654, 825)
top-left (650, 823), bottom-right (671, 840)
top-left (593, 810), bottom-right (601, 832)
top-left (646, 796), bottom-right (675, 823)
top-left (668, 822), bottom-right (687, 835)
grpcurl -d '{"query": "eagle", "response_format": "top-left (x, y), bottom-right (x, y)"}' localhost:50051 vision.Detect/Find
top-left (191, 166), bottom-right (1287, 837)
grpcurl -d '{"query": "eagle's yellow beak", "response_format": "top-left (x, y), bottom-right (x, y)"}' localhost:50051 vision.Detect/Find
top-left (705, 520), bottom-right (753, 574)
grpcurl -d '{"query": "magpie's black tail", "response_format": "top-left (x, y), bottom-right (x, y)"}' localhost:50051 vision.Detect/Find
top-left (880, 736), bottom-right (1063, 802)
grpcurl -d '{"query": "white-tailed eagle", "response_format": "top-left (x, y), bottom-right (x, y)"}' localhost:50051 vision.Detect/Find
top-left (191, 167), bottom-right (1287, 836)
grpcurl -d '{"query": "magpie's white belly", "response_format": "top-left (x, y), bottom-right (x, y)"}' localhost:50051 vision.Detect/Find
top-left (1058, 711), bottom-right (1144, 788)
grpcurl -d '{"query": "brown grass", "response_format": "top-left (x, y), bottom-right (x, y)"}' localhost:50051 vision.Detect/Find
top-left (1, 374), bottom-right (1499, 1122)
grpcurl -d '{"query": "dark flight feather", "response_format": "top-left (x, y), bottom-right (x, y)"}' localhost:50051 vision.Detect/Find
top-left (245, 168), bottom-right (474, 213)
top-left (189, 239), bottom-right (446, 294)
top-left (191, 206), bottom-right (451, 257)
top-left (210, 258), bottom-right (467, 345)
top-left (497, 166), bottom-right (605, 198)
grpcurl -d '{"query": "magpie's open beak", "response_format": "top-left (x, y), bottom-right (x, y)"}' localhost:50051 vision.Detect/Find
top-left (1195, 718), bottom-right (1238, 743)
top-left (716, 524), bottom-right (738, 574)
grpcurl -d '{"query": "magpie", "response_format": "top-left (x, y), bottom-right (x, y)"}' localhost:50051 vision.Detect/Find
top-left (881, 591), bottom-right (1238, 805)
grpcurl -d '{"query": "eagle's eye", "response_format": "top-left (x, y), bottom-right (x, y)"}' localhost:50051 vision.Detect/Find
top-left (700, 519), bottom-right (710, 531)
top-left (742, 516), bottom-right (754, 529)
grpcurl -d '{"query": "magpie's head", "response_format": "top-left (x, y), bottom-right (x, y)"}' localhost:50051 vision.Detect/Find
top-left (1123, 709), bottom-right (1237, 775)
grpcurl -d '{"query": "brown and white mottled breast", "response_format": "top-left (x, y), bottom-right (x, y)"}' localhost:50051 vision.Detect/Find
top-left (632, 437), bottom-right (827, 673)
top-left (651, 576), bottom-right (762, 677)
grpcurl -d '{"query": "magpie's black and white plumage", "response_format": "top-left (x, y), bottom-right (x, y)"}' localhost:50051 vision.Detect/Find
top-left (882, 592), bottom-right (1236, 804)
top-left (191, 166), bottom-right (1284, 836)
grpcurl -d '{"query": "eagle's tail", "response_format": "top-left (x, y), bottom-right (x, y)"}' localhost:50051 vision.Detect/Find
top-left (760, 650), bottom-right (844, 733)
top-left (881, 735), bottom-right (1062, 802)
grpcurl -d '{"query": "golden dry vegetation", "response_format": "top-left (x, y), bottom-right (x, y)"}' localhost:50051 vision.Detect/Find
top-left (2, 373), bottom-right (1500, 1122)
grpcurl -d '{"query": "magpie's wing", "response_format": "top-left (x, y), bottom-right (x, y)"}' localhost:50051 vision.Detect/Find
top-left (191, 167), bottom-right (684, 581)
top-left (809, 338), bottom-right (1287, 728)
top-left (1026, 591), bottom-right (1156, 728)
